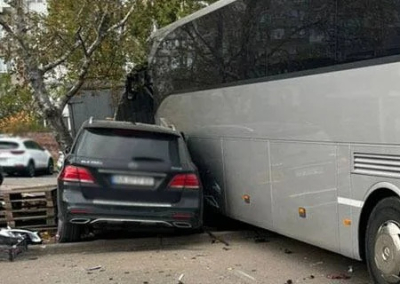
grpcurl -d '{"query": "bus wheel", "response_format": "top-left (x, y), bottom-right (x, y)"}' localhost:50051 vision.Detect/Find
top-left (366, 197), bottom-right (400, 284)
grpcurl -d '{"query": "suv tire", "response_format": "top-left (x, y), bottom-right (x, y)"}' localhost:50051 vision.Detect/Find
top-left (57, 218), bottom-right (82, 243)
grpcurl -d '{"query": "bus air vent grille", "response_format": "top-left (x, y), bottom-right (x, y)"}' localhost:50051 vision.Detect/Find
top-left (353, 153), bottom-right (400, 178)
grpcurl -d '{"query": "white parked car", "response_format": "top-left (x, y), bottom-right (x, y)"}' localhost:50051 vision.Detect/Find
top-left (0, 137), bottom-right (54, 177)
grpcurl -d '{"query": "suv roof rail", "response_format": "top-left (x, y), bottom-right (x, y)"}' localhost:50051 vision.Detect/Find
top-left (159, 117), bottom-right (176, 131)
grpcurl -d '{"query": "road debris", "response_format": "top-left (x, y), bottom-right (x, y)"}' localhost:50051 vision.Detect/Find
top-left (285, 279), bottom-right (293, 284)
top-left (0, 227), bottom-right (38, 261)
top-left (223, 247), bottom-right (230, 251)
top-left (5, 229), bottom-right (42, 245)
top-left (310, 261), bottom-right (323, 267)
top-left (235, 270), bottom-right (256, 281)
top-left (39, 231), bottom-right (56, 244)
top-left (284, 249), bottom-right (293, 254)
top-left (347, 266), bottom-right (353, 273)
top-left (327, 273), bottom-right (351, 280)
top-left (178, 273), bottom-right (185, 284)
top-left (206, 231), bottom-right (230, 246)
top-left (86, 266), bottom-right (102, 271)
top-left (303, 275), bottom-right (315, 280)
top-left (254, 236), bottom-right (269, 243)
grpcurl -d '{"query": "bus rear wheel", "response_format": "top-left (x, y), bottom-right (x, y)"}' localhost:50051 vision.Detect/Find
top-left (366, 197), bottom-right (400, 284)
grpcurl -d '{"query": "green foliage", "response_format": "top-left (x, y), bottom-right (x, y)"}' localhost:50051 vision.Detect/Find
top-left (44, 0), bottom-right (131, 82)
top-left (0, 74), bottom-right (33, 119)
top-left (42, 0), bottom-right (218, 83)
top-left (0, 74), bottom-right (45, 133)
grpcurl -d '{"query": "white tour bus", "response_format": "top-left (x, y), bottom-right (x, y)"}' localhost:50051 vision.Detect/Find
top-left (149, 0), bottom-right (400, 282)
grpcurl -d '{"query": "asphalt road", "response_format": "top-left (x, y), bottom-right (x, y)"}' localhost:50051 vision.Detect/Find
top-left (0, 176), bottom-right (373, 284)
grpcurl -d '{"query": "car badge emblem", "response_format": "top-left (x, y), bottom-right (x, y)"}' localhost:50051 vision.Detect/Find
top-left (128, 162), bottom-right (139, 169)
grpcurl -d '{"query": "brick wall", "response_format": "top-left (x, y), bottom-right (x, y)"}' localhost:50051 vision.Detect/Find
top-left (23, 132), bottom-right (61, 161)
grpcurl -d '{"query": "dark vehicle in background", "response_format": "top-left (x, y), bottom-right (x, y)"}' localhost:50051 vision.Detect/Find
top-left (57, 119), bottom-right (203, 242)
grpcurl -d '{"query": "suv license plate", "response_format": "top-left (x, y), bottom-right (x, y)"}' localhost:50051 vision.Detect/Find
top-left (111, 175), bottom-right (155, 186)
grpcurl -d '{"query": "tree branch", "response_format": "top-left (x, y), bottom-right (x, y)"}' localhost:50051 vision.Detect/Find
top-left (76, 1), bottom-right (88, 19)
top-left (106, 4), bottom-right (135, 34)
top-left (41, 40), bottom-right (80, 73)
top-left (76, 27), bottom-right (89, 57)
top-left (96, 7), bottom-right (109, 37)
top-left (59, 58), bottom-right (91, 110)
top-left (85, 10), bottom-right (109, 55)
top-left (58, 4), bottom-right (136, 110)
top-left (41, 25), bottom-right (89, 73)
top-left (0, 17), bottom-right (29, 51)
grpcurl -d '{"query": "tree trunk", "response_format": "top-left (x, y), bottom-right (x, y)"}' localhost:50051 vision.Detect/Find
top-left (27, 68), bottom-right (73, 151)
top-left (45, 107), bottom-right (73, 151)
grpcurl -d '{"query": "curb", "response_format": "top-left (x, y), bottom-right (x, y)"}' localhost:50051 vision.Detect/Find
top-left (30, 230), bottom-right (255, 256)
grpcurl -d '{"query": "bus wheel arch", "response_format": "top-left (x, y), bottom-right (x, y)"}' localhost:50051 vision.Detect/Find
top-left (359, 188), bottom-right (398, 261)
top-left (365, 197), bottom-right (400, 283)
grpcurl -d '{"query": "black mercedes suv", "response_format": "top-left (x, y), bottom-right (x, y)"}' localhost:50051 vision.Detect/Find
top-left (57, 119), bottom-right (203, 242)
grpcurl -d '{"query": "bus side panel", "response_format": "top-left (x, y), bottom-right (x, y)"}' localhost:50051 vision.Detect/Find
top-left (222, 138), bottom-right (273, 230)
top-left (187, 137), bottom-right (227, 213)
top-left (270, 142), bottom-right (339, 252)
top-left (336, 145), bottom-right (354, 259)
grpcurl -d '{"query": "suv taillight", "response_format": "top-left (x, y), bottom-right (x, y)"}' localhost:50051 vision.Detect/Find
top-left (59, 165), bottom-right (95, 184)
top-left (169, 174), bottom-right (200, 189)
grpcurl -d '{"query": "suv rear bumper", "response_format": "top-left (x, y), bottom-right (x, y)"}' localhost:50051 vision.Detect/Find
top-left (59, 189), bottom-right (203, 229)
top-left (66, 214), bottom-right (202, 229)
top-left (2, 165), bottom-right (27, 174)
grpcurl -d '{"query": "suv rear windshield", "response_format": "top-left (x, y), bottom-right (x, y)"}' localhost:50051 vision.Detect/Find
top-left (74, 128), bottom-right (180, 166)
top-left (0, 141), bottom-right (19, 149)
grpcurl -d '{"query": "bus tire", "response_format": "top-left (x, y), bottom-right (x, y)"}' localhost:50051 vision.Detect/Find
top-left (366, 197), bottom-right (400, 284)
